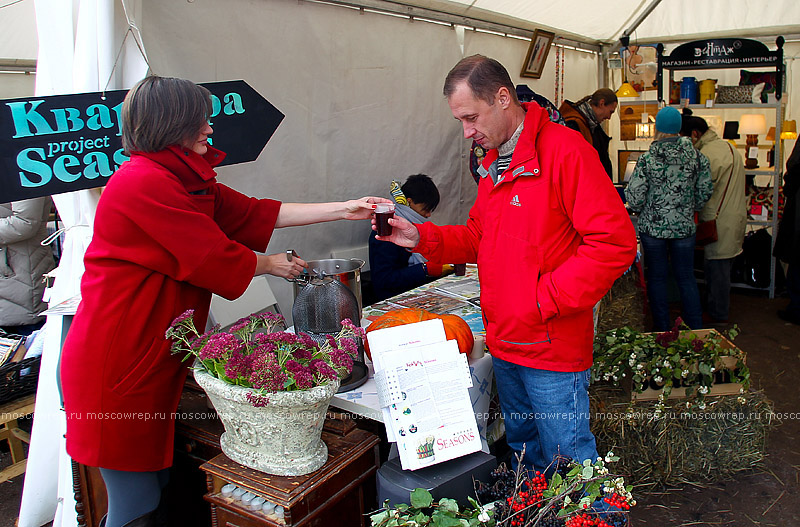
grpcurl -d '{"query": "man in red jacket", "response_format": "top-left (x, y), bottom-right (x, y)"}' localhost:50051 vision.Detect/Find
top-left (376, 55), bottom-right (636, 473)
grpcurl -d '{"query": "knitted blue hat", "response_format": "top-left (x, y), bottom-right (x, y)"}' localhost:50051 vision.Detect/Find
top-left (655, 107), bottom-right (682, 134)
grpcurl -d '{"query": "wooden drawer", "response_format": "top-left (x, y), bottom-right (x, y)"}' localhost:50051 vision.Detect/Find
top-left (202, 428), bottom-right (380, 527)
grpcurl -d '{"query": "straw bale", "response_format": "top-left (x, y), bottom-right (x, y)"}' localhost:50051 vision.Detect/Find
top-left (589, 385), bottom-right (775, 489)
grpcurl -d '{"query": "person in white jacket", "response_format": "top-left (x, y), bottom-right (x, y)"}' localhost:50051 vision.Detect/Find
top-left (0, 197), bottom-right (56, 336)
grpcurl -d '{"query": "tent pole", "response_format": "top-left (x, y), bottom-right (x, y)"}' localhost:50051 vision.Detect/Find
top-left (609, 0), bottom-right (663, 53)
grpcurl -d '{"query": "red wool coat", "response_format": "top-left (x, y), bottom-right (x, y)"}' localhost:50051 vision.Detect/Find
top-left (60, 145), bottom-right (280, 471)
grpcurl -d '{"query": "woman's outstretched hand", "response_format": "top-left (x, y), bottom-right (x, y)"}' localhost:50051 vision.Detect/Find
top-left (343, 197), bottom-right (393, 220)
top-left (372, 214), bottom-right (420, 249)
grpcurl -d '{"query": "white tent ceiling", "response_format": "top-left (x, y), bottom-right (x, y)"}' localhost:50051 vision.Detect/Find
top-left (334, 0), bottom-right (800, 46)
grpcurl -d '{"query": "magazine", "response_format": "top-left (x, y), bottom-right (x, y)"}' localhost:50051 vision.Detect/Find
top-left (368, 319), bottom-right (481, 470)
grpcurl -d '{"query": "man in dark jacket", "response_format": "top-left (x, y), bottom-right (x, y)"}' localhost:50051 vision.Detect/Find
top-left (559, 88), bottom-right (618, 178)
top-left (774, 140), bottom-right (800, 324)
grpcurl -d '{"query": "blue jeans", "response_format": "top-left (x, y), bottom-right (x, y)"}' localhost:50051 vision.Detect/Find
top-left (492, 356), bottom-right (597, 473)
top-left (640, 233), bottom-right (703, 331)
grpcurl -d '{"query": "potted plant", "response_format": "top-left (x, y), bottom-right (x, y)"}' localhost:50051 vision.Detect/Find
top-left (166, 309), bottom-right (364, 476)
top-left (371, 453), bottom-right (635, 526)
top-left (592, 318), bottom-right (750, 413)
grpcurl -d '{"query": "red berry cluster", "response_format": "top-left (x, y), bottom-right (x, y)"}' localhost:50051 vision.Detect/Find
top-left (504, 472), bottom-right (549, 526)
top-left (564, 513), bottom-right (615, 527)
top-left (603, 492), bottom-right (631, 510)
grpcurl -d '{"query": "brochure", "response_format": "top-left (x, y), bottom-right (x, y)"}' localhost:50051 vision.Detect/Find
top-left (368, 319), bottom-right (481, 470)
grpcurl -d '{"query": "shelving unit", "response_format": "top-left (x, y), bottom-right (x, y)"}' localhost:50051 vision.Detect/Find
top-left (656, 37), bottom-right (786, 298)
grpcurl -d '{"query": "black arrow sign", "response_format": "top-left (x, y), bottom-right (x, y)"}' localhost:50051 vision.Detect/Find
top-left (0, 80), bottom-right (284, 203)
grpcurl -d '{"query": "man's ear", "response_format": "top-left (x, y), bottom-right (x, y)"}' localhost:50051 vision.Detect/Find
top-left (497, 86), bottom-right (512, 109)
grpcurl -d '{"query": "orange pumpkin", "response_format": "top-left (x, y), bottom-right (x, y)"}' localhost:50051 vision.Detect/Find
top-left (364, 308), bottom-right (474, 360)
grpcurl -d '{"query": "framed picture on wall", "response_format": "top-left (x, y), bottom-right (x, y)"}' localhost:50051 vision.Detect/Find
top-left (618, 150), bottom-right (645, 183)
top-left (521, 29), bottom-right (555, 79)
top-left (622, 45), bottom-right (658, 92)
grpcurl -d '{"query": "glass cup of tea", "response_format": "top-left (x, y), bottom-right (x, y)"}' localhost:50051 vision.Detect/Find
top-left (375, 203), bottom-right (395, 236)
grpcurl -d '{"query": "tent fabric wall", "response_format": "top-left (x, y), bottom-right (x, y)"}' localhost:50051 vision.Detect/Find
top-left (18, 1), bottom-right (148, 526)
top-left (137, 0), bottom-right (597, 318)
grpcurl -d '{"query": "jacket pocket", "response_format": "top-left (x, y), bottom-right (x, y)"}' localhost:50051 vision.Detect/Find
top-left (0, 247), bottom-right (11, 277)
top-left (482, 231), bottom-right (550, 347)
top-left (110, 337), bottom-right (169, 397)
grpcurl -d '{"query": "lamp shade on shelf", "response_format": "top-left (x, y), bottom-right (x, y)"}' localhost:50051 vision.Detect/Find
top-left (739, 114), bottom-right (767, 135)
top-left (781, 120), bottom-right (797, 140)
top-left (765, 127), bottom-right (776, 142)
top-left (739, 114), bottom-right (766, 170)
top-left (616, 82), bottom-right (638, 98)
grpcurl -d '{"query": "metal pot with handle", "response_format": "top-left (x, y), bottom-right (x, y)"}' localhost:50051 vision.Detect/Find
top-left (291, 258), bottom-right (365, 313)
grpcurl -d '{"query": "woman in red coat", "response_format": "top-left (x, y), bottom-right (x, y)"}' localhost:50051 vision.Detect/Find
top-left (59, 76), bottom-right (387, 527)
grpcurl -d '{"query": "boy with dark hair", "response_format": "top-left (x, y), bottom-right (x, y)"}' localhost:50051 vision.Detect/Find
top-left (369, 174), bottom-right (448, 302)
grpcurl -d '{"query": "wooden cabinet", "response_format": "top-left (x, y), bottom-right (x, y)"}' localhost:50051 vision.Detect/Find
top-left (201, 428), bottom-right (380, 527)
top-left (72, 383), bottom-right (377, 527)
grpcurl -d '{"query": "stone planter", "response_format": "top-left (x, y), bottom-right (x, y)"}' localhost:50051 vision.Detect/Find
top-left (194, 368), bottom-right (339, 476)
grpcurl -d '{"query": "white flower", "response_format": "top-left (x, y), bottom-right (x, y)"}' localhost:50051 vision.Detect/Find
top-left (710, 366), bottom-right (716, 373)
top-left (698, 402), bottom-right (707, 410)
top-left (653, 375), bottom-right (663, 383)
top-left (604, 451), bottom-right (615, 463)
top-left (663, 360), bottom-right (670, 367)
top-left (636, 363), bottom-right (645, 370)
top-left (738, 396), bottom-right (747, 404)
top-left (478, 510), bottom-right (490, 523)
top-left (698, 385), bottom-right (709, 394)
top-left (681, 369), bottom-right (689, 378)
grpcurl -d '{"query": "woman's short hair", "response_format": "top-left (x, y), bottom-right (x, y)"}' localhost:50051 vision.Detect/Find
top-left (443, 55), bottom-right (518, 106)
top-left (121, 76), bottom-right (212, 153)
top-left (402, 174), bottom-right (440, 213)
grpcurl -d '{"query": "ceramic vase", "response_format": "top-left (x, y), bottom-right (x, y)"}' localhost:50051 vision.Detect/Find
top-left (194, 368), bottom-right (339, 476)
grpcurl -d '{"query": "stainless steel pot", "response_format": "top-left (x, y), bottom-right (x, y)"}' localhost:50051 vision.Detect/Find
top-left (292, 258), bottom-right (365, 313)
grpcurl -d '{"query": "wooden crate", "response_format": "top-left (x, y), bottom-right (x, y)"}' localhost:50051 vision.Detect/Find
top-left (201, 427), bottom-right (380, 527)
top-left (625, 329), bottom-right (746, 402)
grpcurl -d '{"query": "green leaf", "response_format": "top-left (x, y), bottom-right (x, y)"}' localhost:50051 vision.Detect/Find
top-left (432, 511), bottom-right (463, 526)
top-left (438, 498), bottom-right (460, 513)
top-left (370, 511), bottom-right (389, 524)
top-left (410, 488), bottom-right (433, 508)
top-left (582, 466), bottom-right (594, 479)
top-left (414, 512), bottom-right (431, 524)
top-left (550, 472), bottom-right (563, 488)
top-left (585, 481), bottom-right (601, 496)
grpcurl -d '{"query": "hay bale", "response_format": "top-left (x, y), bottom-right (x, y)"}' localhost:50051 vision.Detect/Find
top-left (589, 385), bottom-right (775, 489)
top-left (596, 263), bottom-right (646, 334)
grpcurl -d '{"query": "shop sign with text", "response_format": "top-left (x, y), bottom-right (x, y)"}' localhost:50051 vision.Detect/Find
top-left (1, 80), bottom-right (283, 202)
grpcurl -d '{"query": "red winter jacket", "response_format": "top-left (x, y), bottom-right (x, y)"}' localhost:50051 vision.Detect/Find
top-left (61, 145), bottom-right (280, 471)
top-left (416, 103), bottom-right (636, 372)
